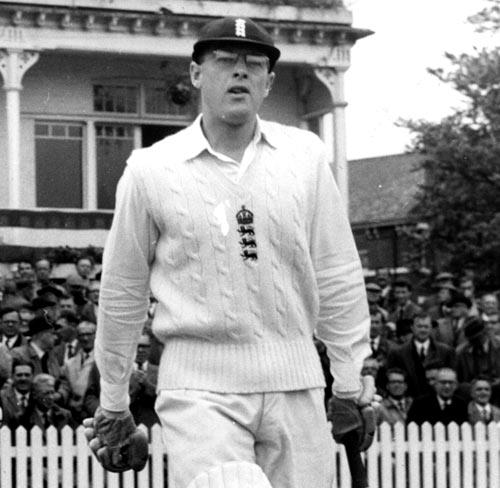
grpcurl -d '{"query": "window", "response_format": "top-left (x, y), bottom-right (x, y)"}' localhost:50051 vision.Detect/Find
top-left (96, 123), bottom-right (134, 209)
top-left (93, 84), bottom-right (138, 113)
top-left (35, 122), bottom-right (83, 208)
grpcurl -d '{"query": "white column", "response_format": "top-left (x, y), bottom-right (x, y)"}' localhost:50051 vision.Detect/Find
top-left (86, 120), bottom-right (97, 209)
top-left (0, 49), bottom-right (39, 208)
top-left (313, 66), bottom-right (349, 212)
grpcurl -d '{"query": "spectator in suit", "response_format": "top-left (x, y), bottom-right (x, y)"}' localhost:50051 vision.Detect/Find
top-left (9, 314), bottom-right (65, 400)
top-left (366, 282), bottom-right (389, 322)
top-left (33, 258), bottom-right (53, 292)
top-left (22, 373), bottom-right (71, 431)
top-left (0, 359), bottom-right (34, 429)
top-left (455, 317), bottom-right (500, 400)
top-left (468, 377), bottom-right (500, 424)
top-left (388, 280), bottom-right (421, 324)
top-left (60, 321), bottom-right (96, 424)
top-left (458, 277), bottom-right (479, 317)
top-left (129, 331), bottom-right (160, 427)
top-left (58, 295), bottom-right (78, 317)
top-left (64, 274), bottom-right (88, 314)
top-left (407, 368), bottom-right (468, 425)
top-left (387, 313), bottom-right (455, 398)
top-left (80, 280), bottom-right (100, 324)
top-left (369, 311), bottom-right (395, 392)
top-left (0, 307), bottom-right (27, 350)
top-left (378, 368), bottom-right (413, 425)
top-left (433, 293), bottom-right (471, 348)
top-left (53, 312), bottom-right (80, 366)
top-left (479, 293), bottom-right (499, 326)
top-left (66, 256), bottom-right (94, 292)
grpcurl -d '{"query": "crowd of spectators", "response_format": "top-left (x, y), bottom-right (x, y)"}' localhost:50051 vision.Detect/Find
top-left (0, 256), bottom-right (162, 434)
top-left (1, 258), bottom-right (499, 433)
top-left (359, 270), bottom-right (500, 426)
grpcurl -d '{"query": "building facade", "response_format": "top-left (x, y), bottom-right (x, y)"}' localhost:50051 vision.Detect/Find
top-left (0, 0), bottom-right (371, 267)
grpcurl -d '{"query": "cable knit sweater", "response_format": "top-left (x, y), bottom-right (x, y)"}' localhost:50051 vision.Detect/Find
top-left (95, 117), bottom-right (370, 411)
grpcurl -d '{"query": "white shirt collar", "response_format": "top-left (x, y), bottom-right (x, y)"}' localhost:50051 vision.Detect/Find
top-left (437, 396), bottom-right (452, 409)
top-left (30, 341), bottom-right (45, 359)
top-left (414, 338), bottom-right (430, 353)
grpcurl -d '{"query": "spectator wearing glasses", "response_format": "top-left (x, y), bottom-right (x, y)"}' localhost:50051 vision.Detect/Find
top-left (0, 307), bottom-right (27, 350)
top-left (378, 368), bottom-right (413, 424)
top-left (84, 15), bottom-right (373, 488)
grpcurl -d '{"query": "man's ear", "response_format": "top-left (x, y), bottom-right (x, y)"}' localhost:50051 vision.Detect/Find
top-left (190, 61), bottom-right (202, 89)
top-left (264, 72), bottom-right (275, 97)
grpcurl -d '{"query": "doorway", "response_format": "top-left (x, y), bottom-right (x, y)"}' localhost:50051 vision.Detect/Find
top-left (141, 124), bottom-right (183, 148)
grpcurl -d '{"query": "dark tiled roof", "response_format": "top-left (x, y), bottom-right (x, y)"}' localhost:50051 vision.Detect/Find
top-left (348, 153), bottom-right (426, 225)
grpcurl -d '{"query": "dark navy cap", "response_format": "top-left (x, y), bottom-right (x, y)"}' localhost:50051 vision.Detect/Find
top-left (192, 17), bottom-right (280, 69)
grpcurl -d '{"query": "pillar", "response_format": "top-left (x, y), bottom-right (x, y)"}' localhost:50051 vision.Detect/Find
top-left (0, 49), bottom-right (39, 208)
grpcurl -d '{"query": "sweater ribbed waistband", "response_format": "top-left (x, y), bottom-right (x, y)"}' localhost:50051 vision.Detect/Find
top-left (157, 337), bottom-right (326, 393)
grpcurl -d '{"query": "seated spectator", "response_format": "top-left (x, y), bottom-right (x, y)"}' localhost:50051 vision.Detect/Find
top-left (427, 282), bottom-right (455, 321)
top-left (0, 359), bottom-right (34, 429)
top-left (80, 280), bottom-right (100, 324)
top-left (369, 311), bottom-right (395, 392)
top-left (54, 312), bottom-right (81, 366)
top-left (468, 377), bottom-right (500, 424)
top-left (455, 317), bottom-right (500, 400)
top-left (58, 294), bottom-right (78, 317)
top-left (366, 282), bottom-right (389, 322)
top-left (424, 360), bottom-right (444, 390)
top-left (22, 373), bottom-right (71, 431)
top-left (60, 321), bottom-right (96, 424)
top-left (378, 368), bottom-right (413, 425)
top-left (374, 269), bottom-right (393, 311)
top-left (388, 280), bottom-right (421, 325)
top-left (433, 293), bottom-right (471, 348)
top-left (407, 368), bottom-right (468, 425)
top-left (387, 312), bottom-right (455, 398)
top-left (479, 293), bottom-right (499, 325)
top-left (66, 256), bottom-right (94, 292)
top-left (33, 258), bottom-right (53, 292)
top-left (458, 277), bottom-right (479, 317)
top-left (64, 274), bottom-right (88, 312)
top-left (1, 307), bottom-right (27, 350)
top-left (129, 331), bottom-right (160, 427)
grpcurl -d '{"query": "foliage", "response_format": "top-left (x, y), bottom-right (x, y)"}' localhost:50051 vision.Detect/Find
top-left (401, 4), bottom-right (500, 289)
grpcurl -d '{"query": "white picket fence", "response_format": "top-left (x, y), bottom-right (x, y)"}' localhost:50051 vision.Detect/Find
top-left (0, 422), bottom-right (499, 488)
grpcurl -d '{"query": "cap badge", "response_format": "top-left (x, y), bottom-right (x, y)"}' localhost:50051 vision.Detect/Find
top-left (235, 18), bottom-right (246, 38)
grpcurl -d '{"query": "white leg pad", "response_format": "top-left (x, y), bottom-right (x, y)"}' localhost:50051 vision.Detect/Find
top-left (186, 461), bottom-right (273, 488)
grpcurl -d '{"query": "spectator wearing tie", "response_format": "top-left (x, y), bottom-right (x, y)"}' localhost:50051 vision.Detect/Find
top-left (60, 321), bottom-right (96, 424)
top-left (53, 312), bottom-right (80, 366)
top-left (378, 368), bottom-right (413, 425)
top-left (406, 367), bottom-right (468, 425)
top-left (387, 313), bottom-right (455, 398)
top-left (22, 373), bottom-right (71, 431)
top-left (388, 280), bottom-right (421, 325)
top-left (0, 307), bottom-right (28, 350)
top-left (433, 293), bottom-right (472, 348)
top-left (0, 359), bottom-right (34, 429)
top-left (468, 377), bottom-right (500, 424)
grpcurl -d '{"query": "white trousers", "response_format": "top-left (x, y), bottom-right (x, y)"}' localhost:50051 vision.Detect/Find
top-left (155, 388), bottom-right (335, 488)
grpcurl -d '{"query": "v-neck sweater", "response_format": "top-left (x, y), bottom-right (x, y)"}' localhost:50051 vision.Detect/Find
top-left (96, 118), bottom-right (370, 411)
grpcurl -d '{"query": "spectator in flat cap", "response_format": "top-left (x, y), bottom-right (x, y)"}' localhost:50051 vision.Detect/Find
top-left (86, 15), bottom-right (373, 487)
top-left (432, 292), bottom-right (472, 348)
top-left (455, 317), bottom-right (500, 403)
top-left (366, 281), bottom-right (389, 323)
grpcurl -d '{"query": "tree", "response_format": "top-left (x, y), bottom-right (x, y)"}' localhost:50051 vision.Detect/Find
top-left (402, 1), bottom-right (500, 289)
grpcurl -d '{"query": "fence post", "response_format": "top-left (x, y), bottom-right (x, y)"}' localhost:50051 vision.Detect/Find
top-left (488, 422), bottom-right (500, 488)
top-left (475, 422), bottom-right (487, 488)
top-left (0, 426), bottom-right (13, 488)
top-left (448, 422), bottom-right (461, 488)
top-left (407, 422), bottom-right (420, 488)
top-left (461, 423), bottom-right (473, 487)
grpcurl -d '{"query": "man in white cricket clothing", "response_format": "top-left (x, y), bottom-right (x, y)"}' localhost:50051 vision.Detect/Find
top-left (84, 16), bottom-right (372, 488)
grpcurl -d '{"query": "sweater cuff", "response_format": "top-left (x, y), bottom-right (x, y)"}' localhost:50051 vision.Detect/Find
top-left (99, 379), bottom-right (130, 412)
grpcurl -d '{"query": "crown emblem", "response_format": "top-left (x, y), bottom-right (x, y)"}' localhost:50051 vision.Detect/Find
top-left (235, 18), bottom-right (246, 38)
top-left (236, 205), bottom-right (254, 226)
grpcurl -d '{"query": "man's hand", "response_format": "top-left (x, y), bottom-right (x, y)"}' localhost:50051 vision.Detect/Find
top-left (328, 376), bottom-right (377, 452)
top-left (83, 407), bottom-right (149, 472)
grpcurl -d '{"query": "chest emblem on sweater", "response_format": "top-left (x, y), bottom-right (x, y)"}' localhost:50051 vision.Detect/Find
top-left (236, 205), bottom-right (258, 261)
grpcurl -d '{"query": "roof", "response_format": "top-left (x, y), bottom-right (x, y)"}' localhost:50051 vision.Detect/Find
top-left (348, 153), bottom-right (426, 226)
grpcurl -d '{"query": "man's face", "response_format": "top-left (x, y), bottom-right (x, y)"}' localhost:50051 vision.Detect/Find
top-left (36, 329), bottom-right (58, 351)
top-left (412, 317), bottom-right (432, 342)
top-left (135, 334), bottom-right (151, 364)
top-left (77, 323), bottom-right (96, 353)
top-left (394, 286), bottom-right (410, 305)
top-left (459, 280), bottom-right (475, 298)
top-left (19, 308), bottom-right (34, 335)
top-left (87, 282), bottom-right (100, 305)
top-left (59, 297), bottom-right (76, 315)
top-left (76, 259), bottom-right (92, 279)
top-left (450, 303), bottom-right (468, 319)
top-left (18, 262), bottom-right (34, 279)
top-left (481, 295), bottom-right (499, 315)
top-left (471, 380), bottom-right (492, 406)
top-left (434, 369), bottom-right (457, 399)
top-left (366, 290), bottom-right (381, 305)
top-left (437, 287), bottom-right (452, 303)
top-left (12, 365), bottom-right (33, 393)
top-left (361, 358), bottom-right (379, 378)
top-left (190, 46), bottom-right (274, 128)
top-left (1, 310), bottom-right (21, 337)
top-left (370, 314), bottom-right (383, 338)
top-left (386, 373), bottom-right (407, 399)
top-left (425, 368), bottom-right (438, 388)
top-left (35, 260), bottom-right (51, 282)
top-left (33, 380), bottom-right (55, 410)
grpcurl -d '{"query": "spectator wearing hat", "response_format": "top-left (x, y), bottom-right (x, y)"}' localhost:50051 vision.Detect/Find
top-left (387, 312), bottom-right (455, 398)
top-left (0, 307), bottom-right (28, 350)
top-left (458, 277), bottom-right (480, 317)
top-left (427, 281), bottom-right (456, 321)
top-left (455, 317), bottom-right (500, 399)
top-left (366, 282), bottom-right (389, 323)
top-left (9, 315), bottom-right (63, 382)
top-left (84, 15), bottom-right (374, 486)
top-left (64, 273), bottom-right (89, 313)
top-left (467, 377), bottom-right (500, 423)
top-left (432, 292), bottom-right (472, 348)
